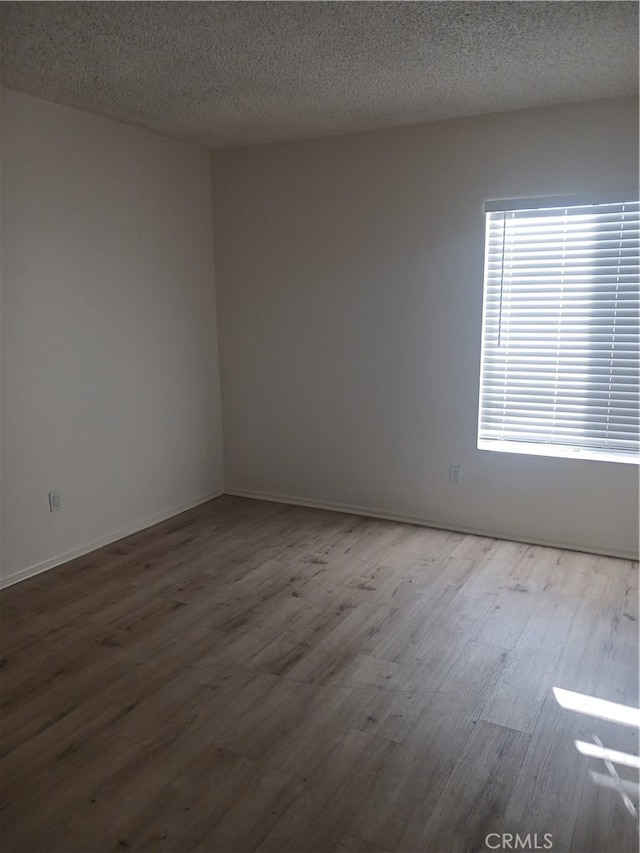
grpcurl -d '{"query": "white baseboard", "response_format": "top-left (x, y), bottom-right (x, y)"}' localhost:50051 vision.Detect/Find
top-left (225, 487), bottom-right (638, 561)
top-left (0, 490), bottom-right (225, 589)
top-left (3, 485), bottom-right (635, 590)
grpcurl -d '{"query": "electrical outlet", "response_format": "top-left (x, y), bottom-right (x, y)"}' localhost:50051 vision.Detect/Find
top-left (48, 490), bottom-right (61, 512)
top-left (449, 466), bottom-right (462, 485)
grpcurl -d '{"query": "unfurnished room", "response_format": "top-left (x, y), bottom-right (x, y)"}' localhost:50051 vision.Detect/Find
top-left (0, 2), bottom-right (638, 852)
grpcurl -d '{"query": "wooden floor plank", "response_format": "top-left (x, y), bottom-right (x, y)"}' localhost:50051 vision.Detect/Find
top-left (347, 640), bottom-right (510, 851)
top-left (396, 720), bottom-right (531, 853)
top-left (332, 835), bottom-right (392, 853)
top-left (257, 728), bottom-right (395, 853)
top-left (0, 495), bottom-right (637, 853)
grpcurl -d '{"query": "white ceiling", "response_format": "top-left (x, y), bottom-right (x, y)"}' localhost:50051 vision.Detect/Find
top-left (1, 1), bottom-right (638, 149)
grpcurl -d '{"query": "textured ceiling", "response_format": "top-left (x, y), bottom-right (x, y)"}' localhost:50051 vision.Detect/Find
top-left (1, 1), bottom-right (638, 148)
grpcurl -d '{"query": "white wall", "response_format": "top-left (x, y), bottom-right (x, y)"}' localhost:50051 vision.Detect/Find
top-left (1, 90), bottom-right (224, 584)
top-left (211, 96), bottom-right (639, 559)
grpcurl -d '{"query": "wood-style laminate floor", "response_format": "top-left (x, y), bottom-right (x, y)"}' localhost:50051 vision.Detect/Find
top-left (1, 496), bottom-right (638, 853)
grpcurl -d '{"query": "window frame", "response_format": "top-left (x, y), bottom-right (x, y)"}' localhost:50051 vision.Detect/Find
top-left (477, 192), bottom-right (639, 466)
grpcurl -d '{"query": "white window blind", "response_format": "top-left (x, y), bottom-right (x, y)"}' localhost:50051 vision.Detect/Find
top-left (478, 196), bottom-right (639, 463)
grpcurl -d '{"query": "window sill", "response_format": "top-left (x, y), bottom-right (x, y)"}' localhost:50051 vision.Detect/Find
top-left (477, 440), bottom-right (639, 465)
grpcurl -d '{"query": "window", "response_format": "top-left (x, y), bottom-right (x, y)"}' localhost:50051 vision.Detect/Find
top-left (478, 194), bottom-right (639, 463)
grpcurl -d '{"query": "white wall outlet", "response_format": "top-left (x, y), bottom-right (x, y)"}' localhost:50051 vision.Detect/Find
top-left (449, 466), bottom-right (462, 485)
top-left (48, 490), bottom-right (61, 512)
